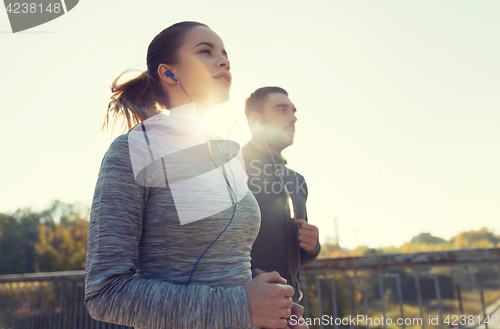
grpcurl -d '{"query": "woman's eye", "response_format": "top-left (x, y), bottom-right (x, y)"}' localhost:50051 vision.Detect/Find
top-left (201, 49), bottom-right (211, 55)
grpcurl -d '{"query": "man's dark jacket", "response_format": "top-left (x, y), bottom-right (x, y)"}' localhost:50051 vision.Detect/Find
top-left (242, 142), bottom-right (321, 302)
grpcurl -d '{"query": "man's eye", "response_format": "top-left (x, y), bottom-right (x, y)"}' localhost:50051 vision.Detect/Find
top-left (201, 49), bottom-right (211, 55)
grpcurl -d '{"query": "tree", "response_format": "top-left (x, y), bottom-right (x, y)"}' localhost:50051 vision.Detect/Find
top-left (34, 201), bottom-right (89, 272)
top-left (451, 227), bottom-right (499, 249)
top-left (409, 232), bottom-right (446, 245)
top-left (0, 200), bottom-right (89, 274)
top-left (0, 209), bottom-right (41, 274)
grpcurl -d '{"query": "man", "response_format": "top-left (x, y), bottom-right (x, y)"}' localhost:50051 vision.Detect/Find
top-left (242, 87), bottom-right (320, 303)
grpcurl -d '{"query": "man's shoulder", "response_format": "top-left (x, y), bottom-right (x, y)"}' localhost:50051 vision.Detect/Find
top-left (284, 165), bottom-right (308, 198)
top-left (241, 142), bottom-right (255, 160)
top-left (241, 142), bottom-right (265, 169)
top-left (285, 166), bottom-right (305, 181)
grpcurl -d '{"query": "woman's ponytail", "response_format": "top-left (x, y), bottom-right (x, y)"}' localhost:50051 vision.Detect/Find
top-left (102, 70), bottom-right (160, 134)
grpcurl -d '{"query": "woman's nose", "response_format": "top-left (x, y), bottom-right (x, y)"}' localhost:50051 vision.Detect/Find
top-left (218, 56), bottom-right (230, 71)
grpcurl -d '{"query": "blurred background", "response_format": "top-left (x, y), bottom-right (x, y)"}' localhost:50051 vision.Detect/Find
top-left (1, 1), bottom-right (500, 328)
top-left (1, 0), bottom-right (499, 264)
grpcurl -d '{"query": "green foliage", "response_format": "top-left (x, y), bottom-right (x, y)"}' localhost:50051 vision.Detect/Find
top-left (384, 288), bottom-right (396, 304)
top-left (318, 236), bottom-right (343, 258)
top-left (0, 200), bottom-right (89, 274)
top-left (409, 232), bottom-right (446, 245)
top-left (322, 227), bottom-right (500, 259)
top-left (451, 227), bottom-right (500, 249)
top-left (0, 210), bottom-right (40, 274)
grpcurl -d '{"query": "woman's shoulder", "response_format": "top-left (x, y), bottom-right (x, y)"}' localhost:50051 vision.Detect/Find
top-left (110, 133), bottom-right (130, 147)
top-left (102, 133), bottom-right (135, 164)
top-left (102, 131), bottom-right (151, 172)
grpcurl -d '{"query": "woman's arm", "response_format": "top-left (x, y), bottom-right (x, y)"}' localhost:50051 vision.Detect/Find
top-left (84, 135), bottom-right (252, 329)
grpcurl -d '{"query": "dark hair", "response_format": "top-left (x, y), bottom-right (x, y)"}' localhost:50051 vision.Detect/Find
top-left (103, 21), bottom-right (210, 133)
top-left (244, 86), bottom-right (288, 118)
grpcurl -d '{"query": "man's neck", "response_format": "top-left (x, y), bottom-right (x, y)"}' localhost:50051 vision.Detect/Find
top-left (250, 136), bottom-right (282, 156)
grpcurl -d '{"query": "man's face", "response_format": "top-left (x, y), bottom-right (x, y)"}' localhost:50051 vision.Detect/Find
top-left (260, 92), bottom-right (298, 150)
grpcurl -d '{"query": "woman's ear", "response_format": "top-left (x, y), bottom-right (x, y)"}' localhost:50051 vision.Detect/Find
top-left (158, 64), bottom-right (178, 85)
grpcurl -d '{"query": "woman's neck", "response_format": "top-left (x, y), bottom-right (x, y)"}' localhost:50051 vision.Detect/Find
top-left (167, 100), bottom-right (218, 160)
top-left (168, 96), bottom-right (213, 117)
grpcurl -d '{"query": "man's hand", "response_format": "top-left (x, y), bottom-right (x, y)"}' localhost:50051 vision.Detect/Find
top-left (294, 219), bottom-right (318, 252)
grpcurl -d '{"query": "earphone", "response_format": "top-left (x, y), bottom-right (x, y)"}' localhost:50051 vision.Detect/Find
top-left (165, 70), bottom-right (179, 83)
top-left (164, 69), bottom-right (192, 103)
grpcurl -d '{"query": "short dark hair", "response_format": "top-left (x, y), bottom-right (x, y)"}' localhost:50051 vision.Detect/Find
top-left (245, 87), bottom-right (288, 118)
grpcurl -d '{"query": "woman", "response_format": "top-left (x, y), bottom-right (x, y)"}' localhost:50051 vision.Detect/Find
top-left (84, 21), bottom-right (306, 329)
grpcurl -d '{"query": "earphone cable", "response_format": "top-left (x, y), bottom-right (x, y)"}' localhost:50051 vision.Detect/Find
top-left (177, 81), bottom-right (192, 103)
top-left (186, 113), bottom-right (239, 287)
top-left (120, 111), bottom-right (240, 329)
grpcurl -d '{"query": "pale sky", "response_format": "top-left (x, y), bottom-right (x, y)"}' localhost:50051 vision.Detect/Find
top-left (1, 0), bottom-right (499, 249)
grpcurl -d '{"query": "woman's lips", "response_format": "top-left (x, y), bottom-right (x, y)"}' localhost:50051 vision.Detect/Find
top-left (213, 72), bottom-right (231, 85)
top-left (214, 77), bottom-right (230, 86)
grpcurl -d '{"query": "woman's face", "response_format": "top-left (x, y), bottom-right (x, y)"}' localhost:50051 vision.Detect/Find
top-left (169, 26), bottom-right (231, 109)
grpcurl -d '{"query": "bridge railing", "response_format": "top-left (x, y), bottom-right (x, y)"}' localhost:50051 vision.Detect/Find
top-left (0, 271), bottom-right (130, 329)
top-left (1, 248), bottom-right (500, 329)
top-left (300, 248), bottom-right (500, 329)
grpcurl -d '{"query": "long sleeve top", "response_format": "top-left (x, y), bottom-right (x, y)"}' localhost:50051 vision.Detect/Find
top-left (84, 103), bottom-right (261, 329)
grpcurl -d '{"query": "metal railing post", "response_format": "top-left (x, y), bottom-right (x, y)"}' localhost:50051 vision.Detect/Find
top-left (379, 273), bottom-right (387, 329)
top-left (328, 275), bottom-right (339, 329)
top-left (316, 276), bottom-right (324, 329)
top-left (476, 272), bottom-right (488, 329)
top-left (395, 274), bottom-right (405, 329)
top-left (362, 276), bottom-right (369, 329)
top-left (347, 276), bottom-right (354, 329)
top-left (414, 274), bottom-right (425, 329)
top-left (433, 276), bottom-right (444, 329)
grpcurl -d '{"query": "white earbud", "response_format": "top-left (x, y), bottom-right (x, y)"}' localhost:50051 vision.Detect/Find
top-left (254, 121), bottom-right (261, 129)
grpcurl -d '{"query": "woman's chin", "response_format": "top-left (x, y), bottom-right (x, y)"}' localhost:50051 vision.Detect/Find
top-left (213, 89), bottom-right (231, 105)
top-left (197, 87), bottom-right (231, 109)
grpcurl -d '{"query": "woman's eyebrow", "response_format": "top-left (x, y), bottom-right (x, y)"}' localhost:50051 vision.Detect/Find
top-left (195, 42), bottom-right (228, 57)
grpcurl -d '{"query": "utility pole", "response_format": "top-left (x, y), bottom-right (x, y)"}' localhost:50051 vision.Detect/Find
top-left (334, 217), bottom-right (340, 248)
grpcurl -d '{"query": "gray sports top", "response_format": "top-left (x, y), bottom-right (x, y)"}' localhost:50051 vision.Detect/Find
top-left (84, 103), bottom-right (261, 329)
